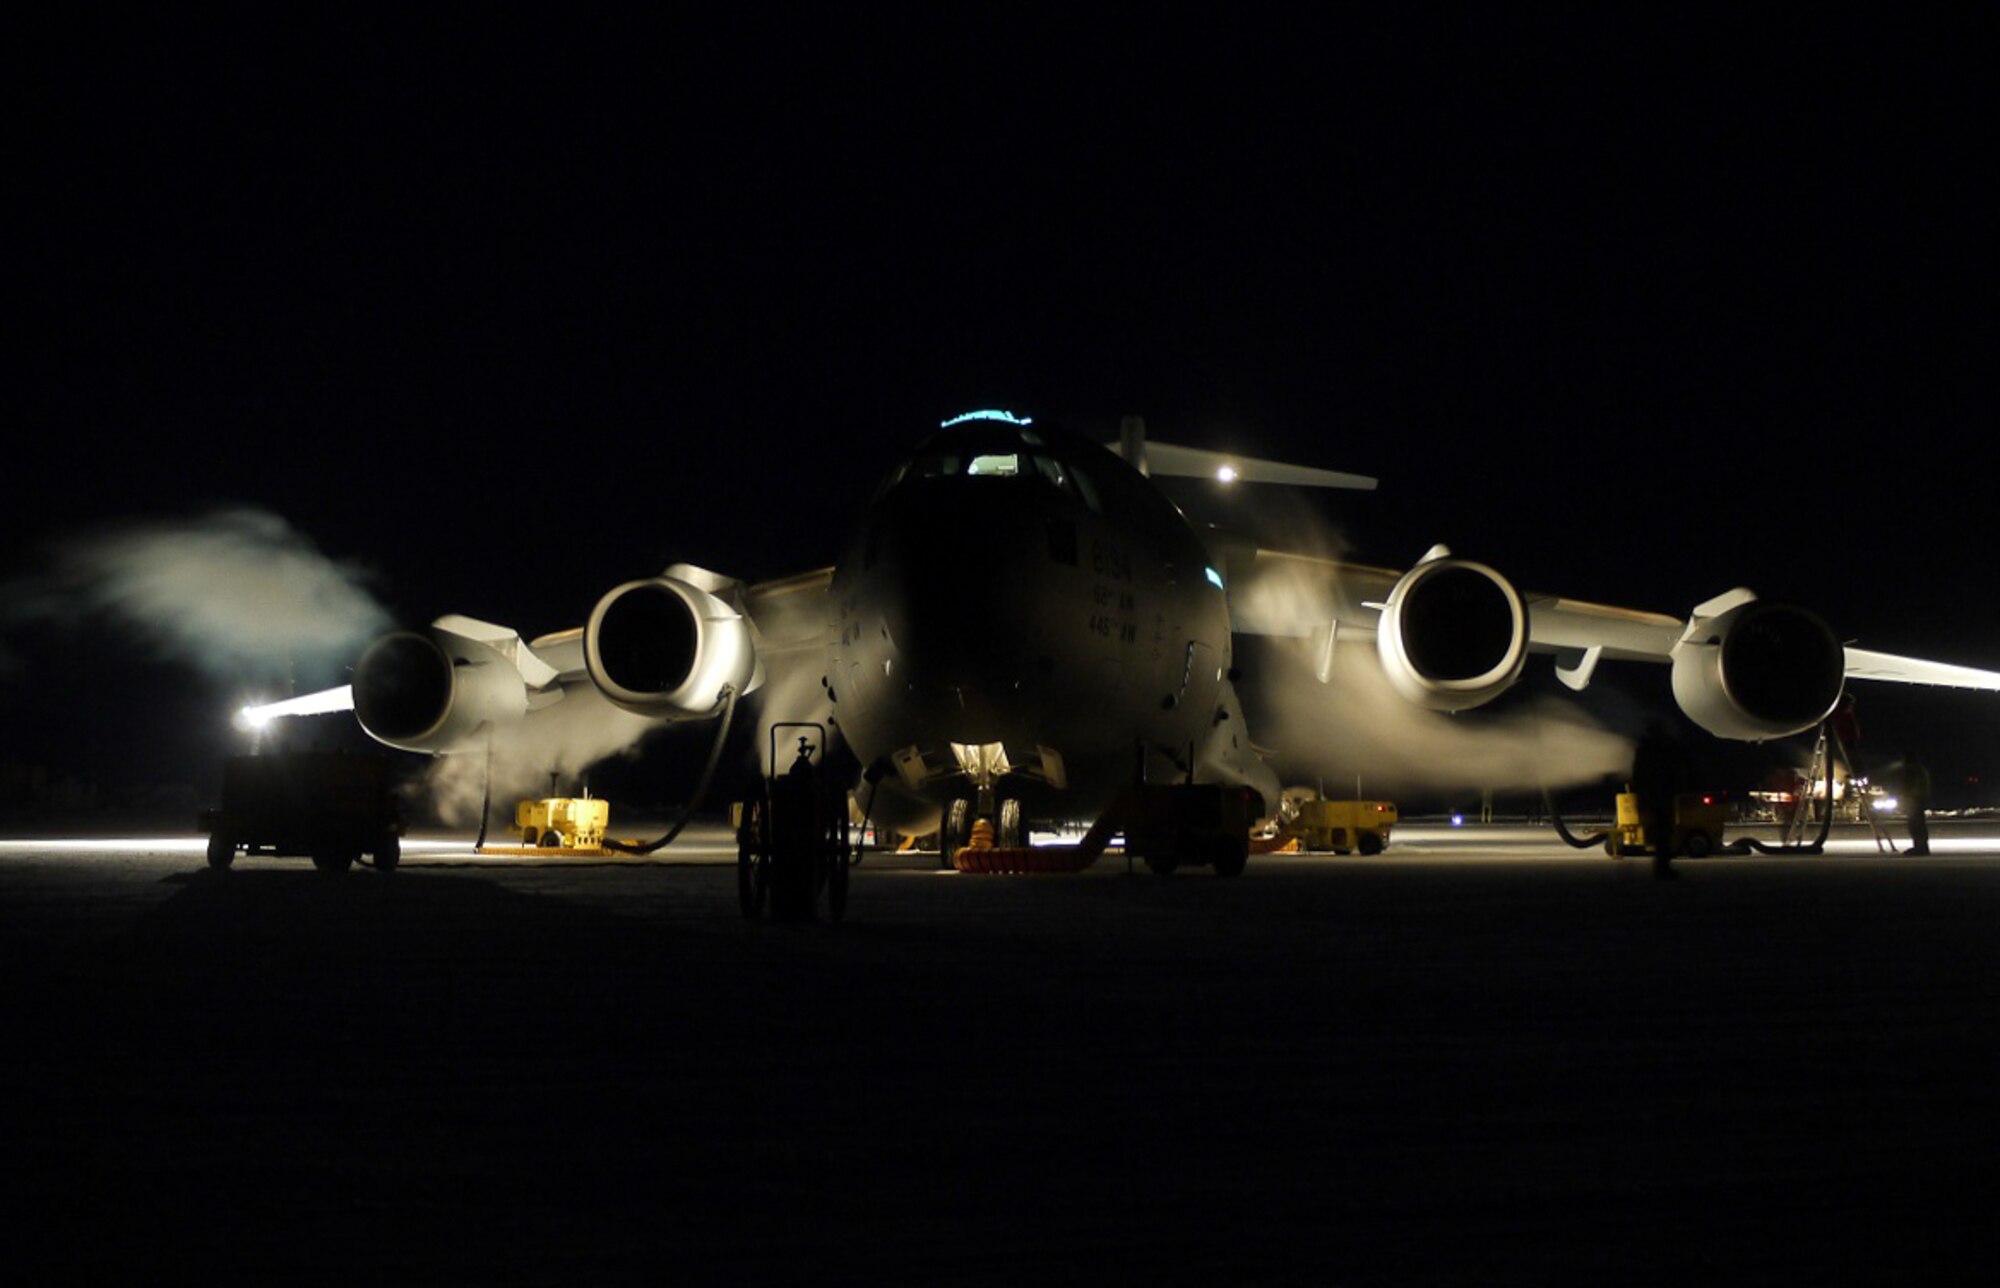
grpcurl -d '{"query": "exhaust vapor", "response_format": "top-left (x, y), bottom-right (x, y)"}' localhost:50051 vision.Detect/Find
top-left (418, 685), bottom-right (665, 826)
top-left (1225, 502), bottom-right (1633, 794)
top-left (8, 507), bottom-right (393, 690)
top-left (1256, 641), bottom-right (1632, 795)
top-left (421, 647), bottom-right (836, 828)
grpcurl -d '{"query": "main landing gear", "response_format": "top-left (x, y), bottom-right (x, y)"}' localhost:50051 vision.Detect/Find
top-left (936, 784), bottom-right (1255, 878)
top-left (738, 724), bottom-right (851, 924)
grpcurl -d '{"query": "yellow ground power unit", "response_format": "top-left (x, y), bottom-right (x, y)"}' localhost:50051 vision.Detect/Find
top-left (1609, 791), bottom-right (1725, 858)
top-left (516, 796), bottom-right (610, 850)
top-left (1291, 799), bottom-right (1398, 854)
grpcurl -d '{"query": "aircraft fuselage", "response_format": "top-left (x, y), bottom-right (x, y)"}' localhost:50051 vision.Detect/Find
top-left (825, 419), bottom-right (1258, 833)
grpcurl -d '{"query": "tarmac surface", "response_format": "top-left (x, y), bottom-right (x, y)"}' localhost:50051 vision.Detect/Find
top-left (5, 819), bottom-right (2000, 1284)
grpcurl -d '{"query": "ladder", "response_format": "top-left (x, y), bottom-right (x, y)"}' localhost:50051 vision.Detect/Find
top-left (1789, 725), bottom-right (1897, 851)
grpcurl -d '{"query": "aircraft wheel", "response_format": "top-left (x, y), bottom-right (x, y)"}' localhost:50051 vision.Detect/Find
top-left (375, 833), bottom-right (400, 872)
top-left (996, 798), bottom-right (1024, 848)
top-left (206, 832), bottom-right (235, 871)
top-left (940, 798), bottom-right (971, 867)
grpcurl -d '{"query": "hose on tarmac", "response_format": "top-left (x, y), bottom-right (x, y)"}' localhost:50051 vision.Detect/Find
top-left (1533, 670), bottom-right (1839, 856)
top-left (1541, 718), bottom-right (1838, 856)
top-left (604, 684), bottom-right (740, 855)
top-left (1533, 687), bottom-right (1612, 848)
top-left (1542, 787), bottom-right (1612, 850)
top-left (474, 734), bottom-right (495, 851)
top-left (1717, 719), bottom-right (1837, 855)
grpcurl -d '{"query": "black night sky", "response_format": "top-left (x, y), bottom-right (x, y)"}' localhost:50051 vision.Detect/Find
top-left (7, 10), bottom-right (1995, 809)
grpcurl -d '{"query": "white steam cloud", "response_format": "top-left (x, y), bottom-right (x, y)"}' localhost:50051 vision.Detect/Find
top-left (1227, 500), bottom-right (1633, 794)
top-left (8, 507), bottom-right (392, 688)
top-left (1258, 642), bottom-right (1632, 794)
top-left (419, 650), bottom-right (833, 828)
top-left (420, 685), bottom-right (665, 827)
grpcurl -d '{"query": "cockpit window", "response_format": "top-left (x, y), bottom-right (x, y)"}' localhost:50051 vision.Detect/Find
top-left (874, 426), bottom-right (1102, 514)
top-left (1031, 452), bottom-right (1101, 513)
top-left (966, 453), bottom-right (1020, 477)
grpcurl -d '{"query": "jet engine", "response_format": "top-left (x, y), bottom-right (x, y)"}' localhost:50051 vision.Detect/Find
top-left (1375, 552), bottom-right (1529, 712)
top-left (353, 628), bottom-right (530, 754)
top-left (1670, 594), bottom-right (1844, 740)
top-left (584, 576), bottom-right (759, 718)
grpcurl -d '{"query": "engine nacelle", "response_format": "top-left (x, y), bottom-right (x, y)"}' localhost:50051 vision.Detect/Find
top-left (1376, 555), bottom-right (1529, 711)
top-left (584, 577), bottom-right (759, 719)
top-left (1671, 598), bottom-right (1844, 740)
top-left (352, 629), bottom-right (530, 753)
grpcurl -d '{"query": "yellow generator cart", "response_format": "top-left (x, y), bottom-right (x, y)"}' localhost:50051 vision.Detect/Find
top-left (1293, 799), bottom-right (1398, 855)
top-left (1609, 791), bottom-right (1725, 859)
top-left (516, 796), bottom-right (610, 850)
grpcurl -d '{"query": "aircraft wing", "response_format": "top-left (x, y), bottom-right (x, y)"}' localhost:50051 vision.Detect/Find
top-left (741, 567), bottom-right (836, 654)
top-left (244, 564), bottom-right (836, 737)
top-left (1224, 546), bottom-right (1678, 669)
top-left (1223, 544), bottom-right (2000, 694)
top-left (1843, 647), bottom-right (2000, 691)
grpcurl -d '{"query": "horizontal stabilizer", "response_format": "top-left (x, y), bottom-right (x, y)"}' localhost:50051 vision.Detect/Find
top-left (1108, 439), bottom-right (1377, 490)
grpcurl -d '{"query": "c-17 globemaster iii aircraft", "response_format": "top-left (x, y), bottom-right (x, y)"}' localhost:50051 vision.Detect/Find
top-left (257, 408), bottom-right (2000, 875)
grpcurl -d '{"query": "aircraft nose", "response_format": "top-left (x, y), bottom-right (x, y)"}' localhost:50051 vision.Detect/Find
top-left (869, 500), bottom-right (1040, 704)
top-left (891, 541), bottom-right (1007, 680)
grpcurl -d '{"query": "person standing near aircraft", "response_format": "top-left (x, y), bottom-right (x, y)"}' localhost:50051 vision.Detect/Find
top-left (1631, 721), bottom-right (1692, 879)
top-left (1903, 754), bottom-right (1932, 855)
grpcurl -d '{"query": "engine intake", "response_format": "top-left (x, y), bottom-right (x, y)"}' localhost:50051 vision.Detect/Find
top-left (353, 629), bottom-right (530, 753)
top-left (1671, 600), bottom-right (1844, 740)
top-left (584, 577), bottom-right (759, 718)
top-left (1376, 556), bottom-right (1529, 711)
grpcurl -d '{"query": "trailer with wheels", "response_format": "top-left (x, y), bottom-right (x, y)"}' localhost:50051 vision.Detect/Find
top-left (1121, 783), bottom-right (1258, 877)
top-left (737, 724), bottom-right (850, 923)
top-left (199, 752), bottom-right (404, 873)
